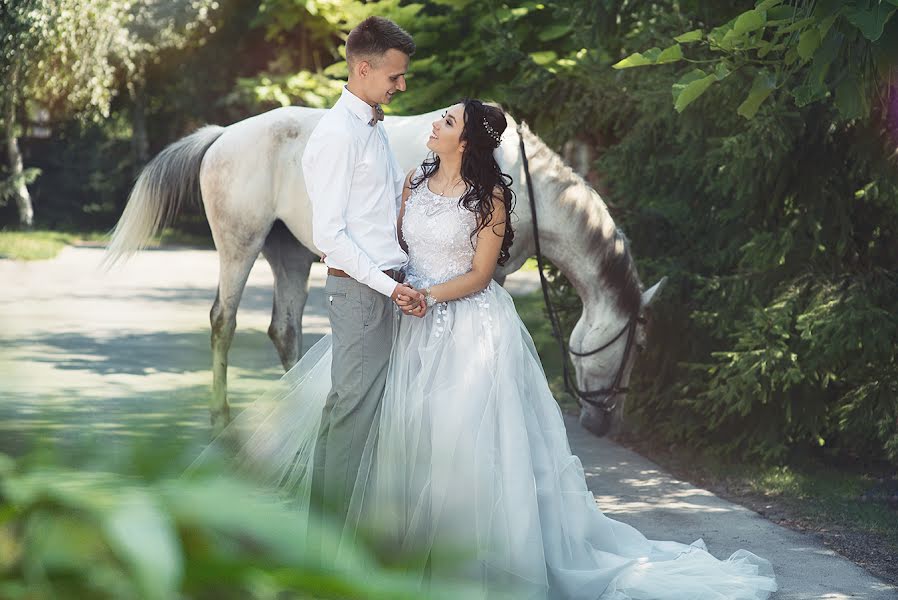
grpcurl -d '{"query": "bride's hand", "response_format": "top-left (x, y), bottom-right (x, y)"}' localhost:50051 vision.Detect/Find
top-left (401, 287), bottom-right (428, 318)
top-left (407, 301), bottom-right (427, 318)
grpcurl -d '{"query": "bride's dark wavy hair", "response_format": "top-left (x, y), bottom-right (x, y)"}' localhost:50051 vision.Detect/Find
top-left (410, 98), bottom-right (515, 265)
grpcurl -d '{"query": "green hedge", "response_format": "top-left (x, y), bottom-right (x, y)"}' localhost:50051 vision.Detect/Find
top-left (573, 56), bottom-right (898, 463)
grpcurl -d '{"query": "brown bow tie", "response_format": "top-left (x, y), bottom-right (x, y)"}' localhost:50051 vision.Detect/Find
top-left (368, 104), bottom-right (384, 126)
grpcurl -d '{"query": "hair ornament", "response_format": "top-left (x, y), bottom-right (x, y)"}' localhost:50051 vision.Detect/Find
top-left (482, 117), bottom-right (502, 146)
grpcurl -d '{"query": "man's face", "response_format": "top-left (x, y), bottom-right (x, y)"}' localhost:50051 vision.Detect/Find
top-left (359, 49), bottom-right (409, 105)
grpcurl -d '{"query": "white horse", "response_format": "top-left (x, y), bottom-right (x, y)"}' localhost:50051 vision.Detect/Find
top-left (104, 106), bottom-right (665, 436)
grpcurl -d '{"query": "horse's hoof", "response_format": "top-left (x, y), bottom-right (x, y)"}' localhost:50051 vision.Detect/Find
top-left (579, 407), bottom-right (611, 437)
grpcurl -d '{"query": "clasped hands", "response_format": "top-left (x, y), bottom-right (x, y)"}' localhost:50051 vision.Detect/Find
top-left (391, 284), bottom-right (428, 318)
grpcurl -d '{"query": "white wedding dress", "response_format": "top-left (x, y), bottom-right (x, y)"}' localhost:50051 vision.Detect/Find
top-left (196, 167), bottom-right (777, 599)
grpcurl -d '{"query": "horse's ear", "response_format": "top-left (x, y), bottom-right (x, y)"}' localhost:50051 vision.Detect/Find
top-left (640, 276), bottom-right (668, 308)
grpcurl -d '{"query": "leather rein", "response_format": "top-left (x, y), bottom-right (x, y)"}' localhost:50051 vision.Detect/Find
top-left (517, 124), bottom-right (643, 415)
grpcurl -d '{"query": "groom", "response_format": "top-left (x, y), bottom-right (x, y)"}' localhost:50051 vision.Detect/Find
top-left (301, 16), bottom-right (423, 525)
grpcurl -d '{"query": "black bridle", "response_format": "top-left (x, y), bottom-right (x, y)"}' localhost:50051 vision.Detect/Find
top-left (518, 125), bottom-right (644, 415)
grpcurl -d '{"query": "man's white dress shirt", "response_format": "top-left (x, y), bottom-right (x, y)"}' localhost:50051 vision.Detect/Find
top-left (302, 85), bottom-right (408, 297)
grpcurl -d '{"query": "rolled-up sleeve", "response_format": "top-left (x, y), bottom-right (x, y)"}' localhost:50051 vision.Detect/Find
top-left (302, 128), bottom-right (398, 297)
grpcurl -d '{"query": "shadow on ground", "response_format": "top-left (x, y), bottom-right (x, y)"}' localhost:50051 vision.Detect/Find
top-left (1, 326), bottom-right (325, 464)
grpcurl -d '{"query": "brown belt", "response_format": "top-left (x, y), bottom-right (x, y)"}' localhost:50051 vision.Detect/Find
top-left (327, 267), bottom-right (403, 282)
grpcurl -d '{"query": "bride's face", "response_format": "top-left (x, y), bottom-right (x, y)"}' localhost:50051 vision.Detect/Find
top-left (426, 103), bottom-right (466, 157)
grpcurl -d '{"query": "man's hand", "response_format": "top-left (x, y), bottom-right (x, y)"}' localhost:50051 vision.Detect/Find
top-left (391, 284), bottom-right (424, 313)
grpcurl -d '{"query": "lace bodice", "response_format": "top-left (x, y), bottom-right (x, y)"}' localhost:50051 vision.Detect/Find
top-left (402, 168), bottom-right (478, 289)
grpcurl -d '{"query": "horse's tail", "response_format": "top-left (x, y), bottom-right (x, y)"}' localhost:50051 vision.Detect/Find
top-left (103, 124), bottom-right (226, 268)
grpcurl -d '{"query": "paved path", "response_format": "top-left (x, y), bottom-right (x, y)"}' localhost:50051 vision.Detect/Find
top-left (1, 246), bottom-right (895, 599)
top-left (568, 420), bottom-right (897, 599)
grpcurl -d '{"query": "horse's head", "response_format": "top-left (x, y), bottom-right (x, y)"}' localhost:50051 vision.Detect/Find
top-left (571, 277), bottom-right (666, 437)
top-left (505, 119), bottom-right (667, 436)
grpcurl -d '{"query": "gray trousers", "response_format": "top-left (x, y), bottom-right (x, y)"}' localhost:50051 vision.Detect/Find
top-left (311, 274), bottom-right (393, 523)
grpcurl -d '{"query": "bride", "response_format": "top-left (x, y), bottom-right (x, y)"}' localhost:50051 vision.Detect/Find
top-left (194, 98), bottom-right (778, 600)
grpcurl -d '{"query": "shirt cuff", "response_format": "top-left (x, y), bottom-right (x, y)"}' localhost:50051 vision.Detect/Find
top-left (370, 270), bottom-right (399, 298)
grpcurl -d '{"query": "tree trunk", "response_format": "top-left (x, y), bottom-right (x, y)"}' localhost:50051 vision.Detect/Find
top-left (128, 64), bottom-right (150, 170)
top-left (4, 62), bottom-right (34, 229)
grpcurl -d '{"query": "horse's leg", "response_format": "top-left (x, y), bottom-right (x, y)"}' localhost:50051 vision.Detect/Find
top-left (210, 237), bottom-right (266, 434)
top-left (261, 221), bottom-right (316, 370)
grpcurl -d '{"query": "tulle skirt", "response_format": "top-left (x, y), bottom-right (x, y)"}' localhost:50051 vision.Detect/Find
top-left (191, 281), bottom-right (777, 599)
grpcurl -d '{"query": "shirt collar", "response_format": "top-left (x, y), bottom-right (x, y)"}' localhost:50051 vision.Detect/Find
top-left (339, 85), bottom-right (376, 124)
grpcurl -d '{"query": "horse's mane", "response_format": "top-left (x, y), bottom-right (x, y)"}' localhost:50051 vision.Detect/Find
top-left (519, 122), bottom-right (643, 317)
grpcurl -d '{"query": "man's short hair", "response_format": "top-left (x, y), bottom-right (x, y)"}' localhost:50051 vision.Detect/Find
top-left (346, 16), bottom-right (415, 67)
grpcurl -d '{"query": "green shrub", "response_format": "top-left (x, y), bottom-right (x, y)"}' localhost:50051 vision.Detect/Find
top-left (0, 453), bottom-right (476, 599)
top-left (585, 41), bottom-right (898, 463)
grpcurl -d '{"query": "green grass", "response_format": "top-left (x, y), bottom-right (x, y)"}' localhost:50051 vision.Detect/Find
top-left (737, 461), bottom-right (897, 543)
top-left (519, 257), bottom-right (539, 272)
top-left (0, 230), bottom-right (106, 261)
top-left (0, 227), bottom-right (213, 261)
